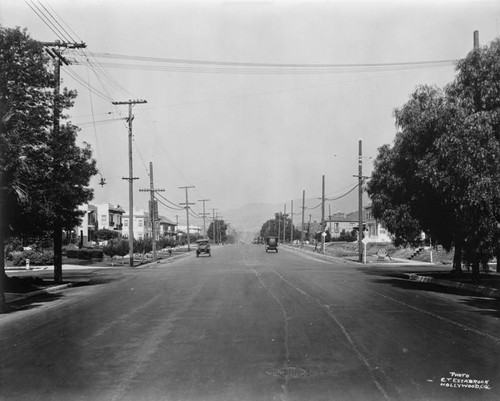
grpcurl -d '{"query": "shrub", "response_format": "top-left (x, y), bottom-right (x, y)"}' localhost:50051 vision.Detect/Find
top-left (158, 237), bottom-right (175, 249)
top-left (66, 248), bottom-right (103, 260)
top-left (102, 240), bottom-right (129, 258)
top-left (96, 229), bottom-right (119, 241)
top-left (12, 250), bottom-right (54, 266)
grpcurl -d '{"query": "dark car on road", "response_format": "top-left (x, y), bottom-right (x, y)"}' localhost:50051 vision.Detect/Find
top-left (265, 236), bottom-right (278, 253)
top-left (196, 239), bottom-right (211, 257)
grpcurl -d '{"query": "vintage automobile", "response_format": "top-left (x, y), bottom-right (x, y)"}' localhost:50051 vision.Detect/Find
top-left (196, 238), bottom-right (211, 257)
top-left (265, 236), bottom-right (278, 253)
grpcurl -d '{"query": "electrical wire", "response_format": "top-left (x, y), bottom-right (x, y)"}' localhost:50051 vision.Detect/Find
top-left (86, 66), bottom-right (104, 176)
top-left (26, 0), bottom-right (68, 42)
top-left (325, 183), bottom-right (360, 201)
top-left (89, 51), bottom-right (456, 70)
top-left (155, 196), bottom-right (184, 212)
top-left (155, 192), bottom-right (184, 211)
top-left (76, 60), bottom-right (453, 76)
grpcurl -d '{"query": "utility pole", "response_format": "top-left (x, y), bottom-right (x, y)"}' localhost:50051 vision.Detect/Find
top-left (217, 215), bottom-right (224, 244)
top-left (358, 140), bottom-right (363, 263)
top-left (211, 208), bottom-right (217, 244)
top-left (283, 204), bottom-right (287, 244)
top-left (277, 211), bottom-right (281, 243)
top-left (308, 214), bottom-right (312, 243)
top-left (473, 30), bottom-right (479, 50)
top-left (290, 200), bottom-right (294, 244)
top-left (43, 41), bottom-right (86, 284)
top-left (301, 190), bottom-right (305, 246)
top-left (179, 186), bottom-right (195, 251)
top-left (198, 199), bottom-right (210, 237)
top-left (318, 175), bottom-right (326, 253)
top-left (139, 162), bottom-right (164, 261)
top-left (112, 99), bottom-right (147, 267)
top-left (329, 204), bottom-right (332, 234)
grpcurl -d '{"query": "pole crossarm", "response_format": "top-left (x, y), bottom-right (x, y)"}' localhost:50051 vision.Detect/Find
top-left (112, 99), bottom-right (147, 105)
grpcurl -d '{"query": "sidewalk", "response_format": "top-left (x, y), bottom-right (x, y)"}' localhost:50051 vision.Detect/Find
top-left (3, 251), bottom-right (193, 305)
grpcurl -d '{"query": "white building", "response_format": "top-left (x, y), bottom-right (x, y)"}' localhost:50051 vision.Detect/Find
top-left (177, 225), bottom-right (201, 235)
top-left (122, 207), bottom-right (146, 240)
top-left (76, 203), bottom-right (124, 247)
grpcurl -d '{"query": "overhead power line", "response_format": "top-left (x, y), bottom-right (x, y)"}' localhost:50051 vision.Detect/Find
top-left (88, 51), bottom-right (457, 70)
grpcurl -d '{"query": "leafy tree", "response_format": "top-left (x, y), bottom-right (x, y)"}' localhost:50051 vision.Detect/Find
top-left (339, 229), bottom-right (357, 242)
top-left (259, 212), bottom-right (299, 242)
top-left (208, 219), bottom-right (228, 243)
top-left (0, 26), bottom-right (54, 311)
top-left (95, 229), bottom-right (119, 242)
top-left (367, 38), bottom-right (500, 277)
top-left (0, 25), bottom-right (97, 305)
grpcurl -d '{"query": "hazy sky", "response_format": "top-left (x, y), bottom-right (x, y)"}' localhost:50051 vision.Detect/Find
top-left (2, 0), bottom-right (499, 227)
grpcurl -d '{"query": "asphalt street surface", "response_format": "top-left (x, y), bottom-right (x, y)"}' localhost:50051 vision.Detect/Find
top-left (1, 244), bottom-right (499, 401)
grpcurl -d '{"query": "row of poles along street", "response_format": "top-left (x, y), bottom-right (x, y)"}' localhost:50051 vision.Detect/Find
top-left (44, 39), bottom-right (368, 268)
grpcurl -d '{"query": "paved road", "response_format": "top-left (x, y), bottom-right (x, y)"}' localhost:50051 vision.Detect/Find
top-left (1, 244), bottom-right (499, 401)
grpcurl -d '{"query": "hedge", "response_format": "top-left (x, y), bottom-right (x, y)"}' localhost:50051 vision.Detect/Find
top-left (66, 248), bottom-right (103, 260)
top-left (11, 250), bottom-right (54, 266)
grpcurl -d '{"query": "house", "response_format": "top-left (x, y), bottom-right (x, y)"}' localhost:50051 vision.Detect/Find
top-left (325, 206), bottom-right (391, 243)
top-left (295, 220), bottom-right (323, 243)
top-left (327, 211), bottom-right (361, 239)
top-left (76, 204), bottom-right (97, 247)
top-left (364, 204), bottom-right (392, 243)
top-left (75, 203), bottom-right (124, 247)
top-left (122, 207), bottom-right (146, 240)
top-left (96, 203), bottom-right (124, 232)
top-left (177, 225), bottom-right (201, 235)
top-left (143, 214), bottom-right (177, 240)
top-left (158, 216), bottom-right (177, 238)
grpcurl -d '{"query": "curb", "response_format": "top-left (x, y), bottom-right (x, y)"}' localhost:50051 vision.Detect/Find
top-left (284, 245), bottom-right (359, 263)
top-left (5, 283), bottom-right (75, 304)
top-left (405, 273), bottom-right (500, 299)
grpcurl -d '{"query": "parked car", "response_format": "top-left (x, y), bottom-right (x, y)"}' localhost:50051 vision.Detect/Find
top-left (265, 236), bottom-right (278, 253)
top-left (196, 239), bottom-right (211, 257)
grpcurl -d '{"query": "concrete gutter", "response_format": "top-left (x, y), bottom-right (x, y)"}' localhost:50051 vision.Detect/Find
top-left (404, 273), bottom-right (500, 299)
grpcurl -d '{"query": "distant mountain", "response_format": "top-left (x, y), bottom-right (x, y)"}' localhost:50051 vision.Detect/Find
top-left (223, 191), bottom-right (370, 233)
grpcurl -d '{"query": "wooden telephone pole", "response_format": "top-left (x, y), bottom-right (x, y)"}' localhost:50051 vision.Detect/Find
top-left (357, 140), bottom-right (365, 263)
top-left (43, 41), bottom-right (86, 284)
top-left (112, 99), bottom-right (147, 266)
top-left (139, 162), bottom-right (164, 261)
top-left (301, 190), bottom-right (305, 246)
top-left (179, 186), bottom-right (195, 251)
top-left (198, 199), bottom-right (210, 237)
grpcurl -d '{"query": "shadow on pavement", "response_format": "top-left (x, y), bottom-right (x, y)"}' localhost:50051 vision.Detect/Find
top-left (368, 275), bottom-right (500, 319)
top-left (4, 274), bottom-right (118, 314)
top-left (4, 292), bottom-right (64, 313)
top-left (461, 297), bottom-right (500, 319)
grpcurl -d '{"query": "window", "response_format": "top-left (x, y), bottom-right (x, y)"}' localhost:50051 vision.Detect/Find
top-left (138, 219), bottom-right (143, 227)
top-left (334, 223), bottom-right (339, 233)
top-left (124, 219), bottom-right (128, 227)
